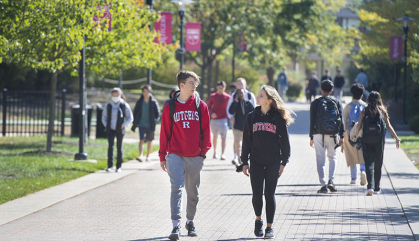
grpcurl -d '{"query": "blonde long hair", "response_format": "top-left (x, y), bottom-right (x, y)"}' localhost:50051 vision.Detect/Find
top-left (261, 85), bottom-right (296, 127)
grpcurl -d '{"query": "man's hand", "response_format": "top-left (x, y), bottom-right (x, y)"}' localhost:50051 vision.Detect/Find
top-left (201, 156), bottom-right (205, 161)
top-left (279, 165), bottom-right (285, 178)
top-left (235, 94), bottom-right (239, 102)
top-left (160, 161), bottom-right (167, 172)
top-left (211, 113), bottom-right (217, 119)
top-left (310, 140), bottom-right (314, 148)
top-left (230, 117), bottom-right (234, 124)
top-left (339, 138), bottom-right (344, 146)
top-left (242, 165), bottom-right (249, 177)
top-left (121, 125), bottom-right (124, 129)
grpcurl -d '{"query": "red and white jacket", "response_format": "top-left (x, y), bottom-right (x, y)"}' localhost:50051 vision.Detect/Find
top-left (158, 94), bottom-right (211, 162)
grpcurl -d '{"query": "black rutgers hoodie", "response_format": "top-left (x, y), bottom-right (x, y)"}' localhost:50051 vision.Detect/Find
top-left (241, 106), bottom-right (291, 166)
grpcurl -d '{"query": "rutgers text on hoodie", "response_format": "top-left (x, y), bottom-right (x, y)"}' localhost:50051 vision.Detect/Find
top-left (241, 106), bottom-right (290, 166)
top-left (159, 94), bottom-right (212, 162)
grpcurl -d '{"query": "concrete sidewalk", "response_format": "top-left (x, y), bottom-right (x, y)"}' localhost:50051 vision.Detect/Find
top-left (0, 102), bottom-right (418, 240)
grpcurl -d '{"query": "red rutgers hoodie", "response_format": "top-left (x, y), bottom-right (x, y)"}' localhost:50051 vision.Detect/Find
top-left (159, 94), bottom-right (211, 162)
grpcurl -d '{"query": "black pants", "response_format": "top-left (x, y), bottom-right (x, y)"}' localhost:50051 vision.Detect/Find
top-left (250, 161), bottom-right (280, 224)
top-left (108, 130), bottom-right (124, 169)
top-left (362, 140), bottom-right (385, 191)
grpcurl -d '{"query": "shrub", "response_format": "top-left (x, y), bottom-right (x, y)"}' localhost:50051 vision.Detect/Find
top-left (409, 115), bottom-right (419, 134)
top-left (286, 80), bottom-right (303, 101)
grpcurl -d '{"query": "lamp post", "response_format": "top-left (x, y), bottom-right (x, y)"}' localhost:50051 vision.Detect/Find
top-left (171, 0), bottom-right (194, 71)
top-left (397, 14), bottom-right (414, 124)
top-left (146, 0), bottom-right (154, 85)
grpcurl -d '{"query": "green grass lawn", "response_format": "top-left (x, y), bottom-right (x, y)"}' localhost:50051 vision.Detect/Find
top-left (399, 135), bottom-right (419, 171)
top-left (0, 136), bottom-right (158, 205)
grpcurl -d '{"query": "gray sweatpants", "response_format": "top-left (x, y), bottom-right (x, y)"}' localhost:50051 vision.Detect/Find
top-left (166, 154), bottom-right (204, 221)
top-left (313, 134), bottom-right (338, 186)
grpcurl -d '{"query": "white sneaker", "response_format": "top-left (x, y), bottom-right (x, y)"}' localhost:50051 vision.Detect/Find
top-left (146, 157), bottom-right (150, 162)
top-left (360, 171), bottom-right (367, 186)
top-left (350, 179), bottom-right (356, 184)
top-left (213, 154), bottom-right (217, 159)
top-left (220, 154), bottom-right (226, 160)
top-left (116, 168), bottom-right (122, 173)
top-left (136, 156), bottom-right (144, 162)
top-left (232, 158), bottom-right (238, 166)
top-left (374, 189), bottom-right (382, 194)
top-left (106, 167), bottom-right (113, 172)
top-left (366, 189), bottom-right (374, 196)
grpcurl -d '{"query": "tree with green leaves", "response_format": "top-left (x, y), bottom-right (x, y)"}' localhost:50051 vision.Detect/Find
top-left (0, 0), bottom-right (168, 152)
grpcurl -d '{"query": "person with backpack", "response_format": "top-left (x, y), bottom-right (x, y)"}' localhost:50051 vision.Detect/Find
top-left (241, 85), bottom-right (293, 239)
top-left (228, 88), bottom-right (254, 166)
top-left (309, 80), bottom-right (344, 193)
top-left (158, 70), bottom-right (211, 240)
top-left (131, 85), bottom-right (160, 162)
top-left (101, 88), bottom-right (133, 173)
top-left (208, 81), bottom-right (231, 160)
top-left (356, 91), bottom-right (401, 196)
top-left (343, 84), bottom-right (366, 185)
top-left (226, 78), bottom-right (256, 164)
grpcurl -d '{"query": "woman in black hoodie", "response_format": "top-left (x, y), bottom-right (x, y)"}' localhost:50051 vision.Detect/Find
top-left (241, 85), bottom-right (295, 239)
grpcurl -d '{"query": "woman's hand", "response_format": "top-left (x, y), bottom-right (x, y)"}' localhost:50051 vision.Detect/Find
top-left (396, 139), bottom-right (401, 149)
top-left (242, 165), bottom-right (249, 177)
top-left (279, 165), bottom-right (285, 178)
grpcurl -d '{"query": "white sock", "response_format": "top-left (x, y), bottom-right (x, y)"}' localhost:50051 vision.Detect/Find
top-left (186, 219), bottom-right (193, 224)
top-left (234, 153), bottom-right (237, 159)
top-left (172, 220), bottom-right (180, 228)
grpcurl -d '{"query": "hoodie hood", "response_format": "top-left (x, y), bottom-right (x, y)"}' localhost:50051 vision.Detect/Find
top-left (254, 106), bottom-right (276, 116)
top-left (169, 86), bottom-right (180, 98)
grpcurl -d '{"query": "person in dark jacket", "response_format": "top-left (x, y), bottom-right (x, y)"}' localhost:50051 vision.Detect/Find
top-left (333, 69), bottom-right (345, 100)
top-left (241, 85), bottom-right (294, 239)
top-left (228, 88), bottom-right (254, 166)
top-left (132, 85), bottom-right (160, 162)
top-left (164, 86), bottom-right (180, 108)
top-left (321, 69), bottom-right (332, 81)
top-left (308, 71), bottom-right (320, 102)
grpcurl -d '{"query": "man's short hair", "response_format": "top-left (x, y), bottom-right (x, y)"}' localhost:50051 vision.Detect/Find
top-left (321, 80), bottom-right (334, 92)
top-left (176, 70), bottom-right (200, 87)
top-left (311, 70), bottom-right (317, 75)
top-left (337, 68), bottom-right (341, 72)
top-left (350, 83), bottom-right (365, 99)
top-left (325, 69), bottom-right (329, 72)
top-left (141, 85), bottom-right (152, 92)
top-left (236, 77), bottom-right (247, 84)
top-left (216, 81), bottom-right (226, 88)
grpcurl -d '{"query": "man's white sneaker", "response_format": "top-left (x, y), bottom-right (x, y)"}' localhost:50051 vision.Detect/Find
top-left (136, 156), bottom-right (144, 162)
top-left (116, 168), bottom-right (122, 173)
top-left (232, 158), bottom-right (238, 166)
top-left (350, 179), bottom-right (356, 184)
top-left (106, 167), bottom-right (113, 172)
top-left (374, 189), bottom-right (382, 194)
top-left (220, 154), bottom-right (226, 160)
top-left (360, 171), bottom-right (367, 186)
top-left (366, 189), bottom-right (374, 196)
top-left (146, 157), bottom-right (150, 162)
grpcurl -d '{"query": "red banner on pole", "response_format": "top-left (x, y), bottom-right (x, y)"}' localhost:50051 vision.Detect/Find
top-left (93, 4), bottom-right (112, 31)
top-left (185, 22), bottom-right (201, 52)
top-left (154, 12), bottom-right (172, 45)
top-left (390, 36), bottom-right (402, 60)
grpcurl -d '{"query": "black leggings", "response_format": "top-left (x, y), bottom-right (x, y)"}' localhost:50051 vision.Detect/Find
top-left (362, 140), bottom-right (385, 191)
top-left (107, 130), bottom-right (124, 169)
top-left (250, 161), bottom-right (280, 224)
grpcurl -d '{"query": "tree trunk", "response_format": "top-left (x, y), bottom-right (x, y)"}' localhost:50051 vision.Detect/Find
top-left (46, 71), bottom-right (58, 152)
top-left (267, 67), bottom-right (275, 87)
top-left (206, 60), bottom-right (213, 100)
top-left (200, 64), bottom-right (206, 99)
top-left (215, 60), bottom-right (220, 87)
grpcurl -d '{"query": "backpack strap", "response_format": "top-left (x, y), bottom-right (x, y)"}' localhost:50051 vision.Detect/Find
top-left (247, 92), bottom-right (251, 101)
top-left (195, 94), bottom-right (204, 141)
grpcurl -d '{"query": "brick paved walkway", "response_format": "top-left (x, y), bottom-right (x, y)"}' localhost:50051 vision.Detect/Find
top-left (0, 102), bottom-right (417, 240)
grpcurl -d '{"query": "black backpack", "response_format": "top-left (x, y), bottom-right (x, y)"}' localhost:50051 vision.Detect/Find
top-left (363, 112), bottom-right (385, 144)
top-left (315, 97), bottom-right (341, 135)
top-left (167, 91), bottom-right (203, 142)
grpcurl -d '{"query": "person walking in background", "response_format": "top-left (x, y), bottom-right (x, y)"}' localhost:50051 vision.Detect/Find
top-left (241, 85), bottom-right (293, 239)
top-left (356, 68), bottom-right (369, 101)
top-left (228, 88), bottom-right (254, 166)
top-left (308, 71), bottom-right (320, 102)
top-left (159, 70), bottom-right (211, 240)
top-left (333, 69), bottom-right (345, 101)
top-left (131, 85), bottom-right (160, 162)
top-left (277, 67), bottom-right (288, 100)
top-left (208, 81), bottom-right (230, 160)
top-left (164, 86), bottom-right (180, 108)
top-left (343, 84), bottom-right (366, 185)
top-left (309, 80), bottom-right (344, 193)
top-left (226, 78), bottom-right (256, 163)
top-left (356, 91), bottom-right (401, 196)
top-left (321, 69), bottom-right (332, 81)
top-left (102, 88), bottom-right (133, 173)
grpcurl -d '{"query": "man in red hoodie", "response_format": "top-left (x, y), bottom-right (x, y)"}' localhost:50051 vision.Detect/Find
top-left (159, 70), bottom-right (211, 240)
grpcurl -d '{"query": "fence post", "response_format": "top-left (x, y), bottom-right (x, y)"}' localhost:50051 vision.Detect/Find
top-left (61, 89), bottom-right (66, 136)
top-left (2, 89), bottom-right (7, 136)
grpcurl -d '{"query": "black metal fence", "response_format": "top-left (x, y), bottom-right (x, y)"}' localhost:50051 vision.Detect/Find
top-left (1, 89), bottom-right (66, 136)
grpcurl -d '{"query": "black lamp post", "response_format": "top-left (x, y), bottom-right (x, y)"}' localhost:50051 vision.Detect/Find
top-left (146, 0), bottom-right (154, 85)
top-left (171, 0), bottom-right (194, 71)
top-left (397, 14), bottom-right (414, 124)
